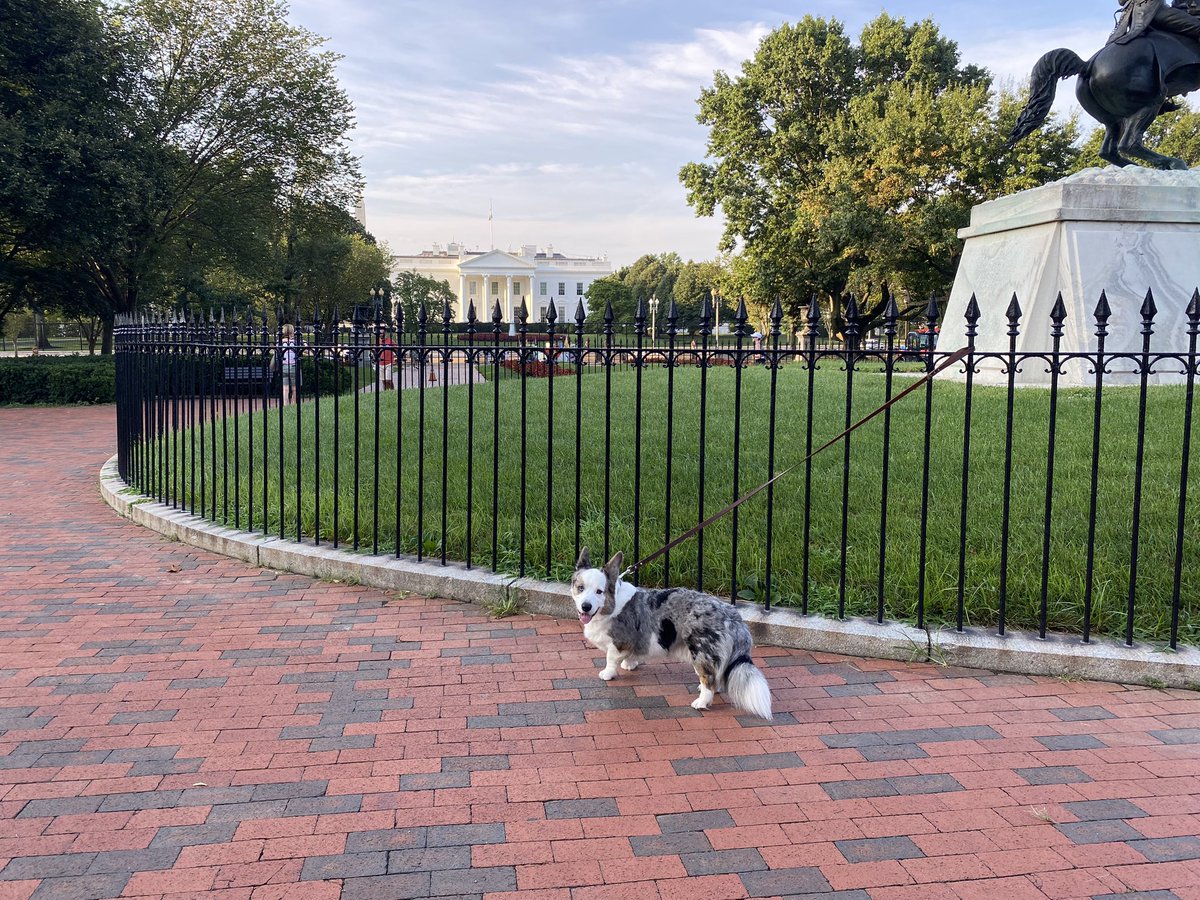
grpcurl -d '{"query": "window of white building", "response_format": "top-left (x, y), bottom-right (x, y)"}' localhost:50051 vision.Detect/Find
top-left (539, 282), bottom-right (547, 296)
top-left (491, 281), bottom-right (499, 296)
top-left (469, 281), bottom-right (476, 295)
top-left (576, 282), bottom-right (584, 295)
top-left (557, 282), bottom-right (565, 296)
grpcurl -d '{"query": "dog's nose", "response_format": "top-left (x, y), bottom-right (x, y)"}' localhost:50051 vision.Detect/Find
top-left (581, 602), bottom-right (592, 613)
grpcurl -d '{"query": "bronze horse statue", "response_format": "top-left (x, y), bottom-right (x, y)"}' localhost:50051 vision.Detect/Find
top-left (1009, 27), bottom-right (1200, 169)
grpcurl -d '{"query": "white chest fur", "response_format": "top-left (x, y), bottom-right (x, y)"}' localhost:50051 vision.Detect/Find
top-left (582, 618), bottom-right (611, 649)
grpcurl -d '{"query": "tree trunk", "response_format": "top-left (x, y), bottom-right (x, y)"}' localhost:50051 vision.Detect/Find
top-left (100, 311), bottom-right (115, 356)
top-left (33, 305), bottom-right (52, 350)
top-left (82, 315), bottom-right (100, 354)
top-left (87, 259), bottom-right (134, 355)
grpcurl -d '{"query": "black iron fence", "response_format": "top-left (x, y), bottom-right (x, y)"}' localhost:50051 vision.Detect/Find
top-left (115, 293), bottom-right (1198, 649)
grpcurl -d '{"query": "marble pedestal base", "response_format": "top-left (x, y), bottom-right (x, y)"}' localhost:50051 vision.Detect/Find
top-left (941, 167), bottom-right (1200, 387)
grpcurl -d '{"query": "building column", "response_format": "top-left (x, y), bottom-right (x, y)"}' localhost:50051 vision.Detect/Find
top-left (459, 272), bottom-right (468, 322)
top-left (506, 274), bottom-right (515, 336)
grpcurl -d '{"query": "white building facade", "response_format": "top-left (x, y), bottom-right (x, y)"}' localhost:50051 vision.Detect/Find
top-left (392, 243), bottom-right (613, 324)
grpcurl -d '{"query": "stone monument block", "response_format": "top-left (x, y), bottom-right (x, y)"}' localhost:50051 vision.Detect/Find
top-left (942, 168), bottom-right (1200, 386)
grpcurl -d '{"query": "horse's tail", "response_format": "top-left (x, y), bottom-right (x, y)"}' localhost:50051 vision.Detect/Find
top-left (1007, 48), bottom-right (1088, 147)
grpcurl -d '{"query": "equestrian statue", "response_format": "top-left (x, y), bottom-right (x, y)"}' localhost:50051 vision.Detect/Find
top-left (1009, 0), bottom-right (1200, 169)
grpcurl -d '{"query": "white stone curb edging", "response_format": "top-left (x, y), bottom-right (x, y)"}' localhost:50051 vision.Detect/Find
top-left (100, 456), bottom-right (1200, 690)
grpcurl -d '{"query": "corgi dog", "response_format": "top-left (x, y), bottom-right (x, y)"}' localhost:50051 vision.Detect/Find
top-left (571, 547), bottom-right (772, 719)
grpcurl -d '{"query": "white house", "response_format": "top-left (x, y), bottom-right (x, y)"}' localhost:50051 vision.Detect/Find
top-left (392, 242), bottom-right (613, 324)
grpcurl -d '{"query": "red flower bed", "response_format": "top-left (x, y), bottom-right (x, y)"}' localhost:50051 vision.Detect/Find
top-left (500, 359), bottom-right (573, 378)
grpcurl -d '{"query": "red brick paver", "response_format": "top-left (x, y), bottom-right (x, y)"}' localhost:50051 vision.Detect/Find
top-left (1, 405), bottom-right (1199, 900)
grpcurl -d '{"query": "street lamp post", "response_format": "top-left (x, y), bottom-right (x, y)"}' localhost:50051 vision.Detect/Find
top-left (649, 295), bottom-right (659, 341)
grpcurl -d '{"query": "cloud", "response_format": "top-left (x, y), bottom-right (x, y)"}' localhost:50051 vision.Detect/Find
top-left (366, 158), bottom-right (722, 264)
top-left (960, 23), bottom-right (1112, 121)
top-left (502, 25), bottom-right (769, 106)
top-left (346, 21), bottom-right (768, 154)
top-left (336, 20), bottom-right (770, 265)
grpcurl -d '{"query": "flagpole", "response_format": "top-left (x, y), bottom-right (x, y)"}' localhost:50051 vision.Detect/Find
top-left (489, 199), bottom-right (494, 250)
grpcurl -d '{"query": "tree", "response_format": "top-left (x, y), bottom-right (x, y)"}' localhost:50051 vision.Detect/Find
top-left (265, 203), bottom-right (391, 323)
top-left (681, 13), bottom-right (1079, 334)
top-left (392, 271), bottom-right (455, 331)
top-left (81, 0), bottom-right (361, 349)
top-left (584, 256), bottom-right (735, 334)
top-left (584, 276), bottom-right (636, 331)
top-left (0, 0), bottom-right (132, 336)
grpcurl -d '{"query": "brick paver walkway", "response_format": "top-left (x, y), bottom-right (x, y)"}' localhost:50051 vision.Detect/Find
top-left (1, 405), bottom-right (1199, 900)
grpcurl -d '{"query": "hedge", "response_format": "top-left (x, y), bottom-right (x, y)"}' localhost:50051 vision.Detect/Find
top-left (0, 354), bottom-right (369, 406)
top-left (0, 356), bottom-right (116, 405)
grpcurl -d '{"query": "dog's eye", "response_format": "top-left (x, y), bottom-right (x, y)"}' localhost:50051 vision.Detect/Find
top-left (595, 589), bottom-right (602, 595)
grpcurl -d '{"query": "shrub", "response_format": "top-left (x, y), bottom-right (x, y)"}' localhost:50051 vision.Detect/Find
top-left (500, 359), bottom-right (572, 378)
top-left (300, 356), bottom-right (359, 396)
top-left (0, 356), bottom-right (116, 405)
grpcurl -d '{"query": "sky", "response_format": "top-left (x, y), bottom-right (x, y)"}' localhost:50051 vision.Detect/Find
top-left (288, 0), bottom-right (1113, 268)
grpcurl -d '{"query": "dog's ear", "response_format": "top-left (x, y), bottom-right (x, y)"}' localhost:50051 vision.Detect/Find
top-left (576, 546), bottom-right (591, 570)
top-left (603, 552), bottom-right (623, 582)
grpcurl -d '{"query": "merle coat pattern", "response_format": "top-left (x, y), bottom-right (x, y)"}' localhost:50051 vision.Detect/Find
top-left (571, 548), bottom-right (772, 719)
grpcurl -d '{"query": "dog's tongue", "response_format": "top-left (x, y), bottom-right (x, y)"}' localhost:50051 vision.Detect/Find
top-left (579, 613), bottom-right (593, 625)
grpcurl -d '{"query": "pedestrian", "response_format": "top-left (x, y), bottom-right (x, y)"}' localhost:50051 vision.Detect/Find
top-left (276, 324), bottom-right (301, 405)
top-left (378, 334), bottom-right (397, 391)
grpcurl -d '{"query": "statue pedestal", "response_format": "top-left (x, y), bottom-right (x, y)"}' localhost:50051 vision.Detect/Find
top-left (941, 167), bottom-right (1200, 386)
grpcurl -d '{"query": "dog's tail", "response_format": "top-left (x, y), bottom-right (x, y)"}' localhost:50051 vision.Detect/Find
top-left (724, 656), bottom-right (772, 720)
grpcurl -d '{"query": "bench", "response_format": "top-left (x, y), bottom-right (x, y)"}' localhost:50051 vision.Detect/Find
top-left (222, 365), bottom-right (271, 394)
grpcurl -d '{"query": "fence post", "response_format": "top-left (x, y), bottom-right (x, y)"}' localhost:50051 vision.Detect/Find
top-left (955, 295), bottom-right (981, 632)
top-left (838, 295), bottom-right (861, 618)
top-left (695, 294), bottom-right (713, 591)
top-left (491, 301), bottom-right (503, 571)
top-left (663, 297), bottom-right (680, 582)
top-left (1126, 290), bottom-right (1158, 647)
top-left (731, 298), bottom-right (750, 603)
top-left (603, 299), bottom-right (614, 561)
top-left (877, 293), bottom-right (901, 624)
top-left (632, 298), bottom-right (647, 583)
top-left (573, 299), bottom-right (586, 566)
top-left (801, 295), bottom-right (821, 615)
top-left (998, 294), bottom-right (1023, 636)
top-left (764, 297), bottom-right (784, 609)
top-left (1038, 294), bottom-right (1068, 638)
top-left (545, 300), bottom-right (558, 576)
top-left (465, 302), bottom-right (478, 567)
top-left (1170, 289), bottom-right (1200, 650)
top-left (915, 293), bottom-right (938, 630)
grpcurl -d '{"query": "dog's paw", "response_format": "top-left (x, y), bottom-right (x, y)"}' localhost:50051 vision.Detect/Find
top-left (598, 669), bottom-right (617, 681)
top-left (691, 697), bottom-right (711, 710)
top-left (620, 658), bottom-right (639, 671)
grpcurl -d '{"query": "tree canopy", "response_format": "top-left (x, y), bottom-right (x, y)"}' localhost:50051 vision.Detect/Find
top-left (0, 0), bottom-right (367, 351)
top-left (0, 0), bottom-right (131, 333)
top-left (680, 13), bottom-right (1080, 331)
top-left (392, 271), bottom-right (456, 331)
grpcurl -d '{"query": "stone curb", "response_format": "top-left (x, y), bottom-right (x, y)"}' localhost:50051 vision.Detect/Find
top-left (100, 456), bottom-right (1200, 690)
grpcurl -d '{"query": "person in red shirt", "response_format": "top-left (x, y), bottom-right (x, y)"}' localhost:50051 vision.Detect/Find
top-left (378, 336), bottom-right (398, 390)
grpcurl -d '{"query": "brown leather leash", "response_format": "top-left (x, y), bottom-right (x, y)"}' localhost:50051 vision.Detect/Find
top-left (620, 346), bottom-right (971, 580)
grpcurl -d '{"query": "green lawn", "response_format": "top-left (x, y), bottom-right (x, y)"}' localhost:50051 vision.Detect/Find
top-left (142, 363), bottom-right (1199, 645)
